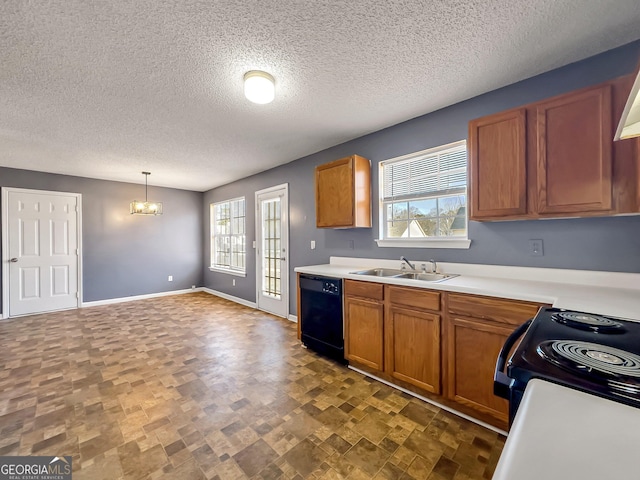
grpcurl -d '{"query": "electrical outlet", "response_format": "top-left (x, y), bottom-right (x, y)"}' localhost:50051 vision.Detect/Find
top-left (310, 240), bottom-right (316, 250)
top-left (529, 239), bottom-right (544, 257)
top-left (168, 275), bottom-right (173, 281)
top-left (232, 279), bottom-right (236, 286)
top-left (191, 285), bottom-right (196, 290)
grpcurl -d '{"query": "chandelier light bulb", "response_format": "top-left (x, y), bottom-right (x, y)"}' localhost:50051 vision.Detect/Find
top-left (130, 172), bottom-right (163, 215)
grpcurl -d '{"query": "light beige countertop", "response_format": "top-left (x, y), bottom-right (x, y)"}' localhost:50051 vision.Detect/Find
top-left (294, 257), bottom-right (640, 321)
top-left (492, 379), bottom-right (640, 479)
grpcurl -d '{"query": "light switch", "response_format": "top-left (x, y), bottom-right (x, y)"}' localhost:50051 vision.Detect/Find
top-left (310, 240), bottom-right (316, 250)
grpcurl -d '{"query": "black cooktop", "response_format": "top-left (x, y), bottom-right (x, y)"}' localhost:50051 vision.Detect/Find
top-left (508, 307), bottom-right (640, 407)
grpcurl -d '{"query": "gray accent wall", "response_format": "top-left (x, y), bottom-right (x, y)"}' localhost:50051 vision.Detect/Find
top-left (0, 167), bottom-right (203, 315)
top-left (203, 40), bottom-right (640, 315)
top-left (2, 41), bottom-right (639, 319)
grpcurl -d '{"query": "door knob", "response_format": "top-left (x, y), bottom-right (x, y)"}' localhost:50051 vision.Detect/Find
top-left (10, 258), bottom-right (18, 263)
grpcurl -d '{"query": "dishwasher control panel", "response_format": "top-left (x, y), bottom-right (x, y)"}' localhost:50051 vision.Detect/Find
top-left (322, 282), bottom-right (340, 295)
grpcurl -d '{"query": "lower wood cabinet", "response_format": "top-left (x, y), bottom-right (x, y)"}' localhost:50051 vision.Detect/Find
top-left (340, 279), bottom-right (546, 430)
top-left (344, 281), bottom-right (384, 370)
top-left (386, 304), bottom-right (441, 394)
top-left (445, 292), bottom-right (543, 425)
top-left (446, 315), bottom-right (513, 423)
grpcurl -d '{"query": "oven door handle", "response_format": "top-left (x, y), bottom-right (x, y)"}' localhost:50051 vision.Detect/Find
top-left (494, 319), bottom-right (532, 399)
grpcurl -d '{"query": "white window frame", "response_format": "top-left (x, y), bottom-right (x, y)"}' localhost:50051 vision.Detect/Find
top-left (209, 197), bottom-right (247, 276)
top-left (376, 140), bottom-right (471, 249)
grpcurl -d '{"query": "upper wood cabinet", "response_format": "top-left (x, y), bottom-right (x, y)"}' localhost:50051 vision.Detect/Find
top-left (534, 85), bottom-right (612, 214)
top-left (469, 108), bottom-right (527, 219)
top-left (315, 155), bottom-right (372, 228)
top-left (469, 77), bottom-right (639, 221)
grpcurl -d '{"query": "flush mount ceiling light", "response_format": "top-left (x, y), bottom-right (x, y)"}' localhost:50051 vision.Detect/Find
top-left (130, 171), bottom-right (163, 215)
top-left (244, 70), bottom-right (275, 104)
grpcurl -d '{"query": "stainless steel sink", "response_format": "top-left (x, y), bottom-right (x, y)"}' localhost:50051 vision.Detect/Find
top-left (393, 272), bottom-right (458, 283)
top-left (351, 268), bottom-right (406, 277)
top-left (350, 268), bottom-right (458, 283)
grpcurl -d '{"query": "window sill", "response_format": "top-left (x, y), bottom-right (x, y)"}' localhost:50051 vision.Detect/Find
top-left (208, 267), bottom-right (247, 277)
top-left (375, 238), bottom-right (471, 249)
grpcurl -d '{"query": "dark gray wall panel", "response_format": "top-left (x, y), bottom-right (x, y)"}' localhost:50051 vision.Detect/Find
top-left (202, 41), bottom-right (640, 314)
top-left (0, 167), bottom-right (203, 314)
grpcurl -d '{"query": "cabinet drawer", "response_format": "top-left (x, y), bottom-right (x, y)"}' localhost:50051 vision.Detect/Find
top-left (387, 285), bottom-right (441, 312)
top-left (448, 293), bottom-right (542, 326)
top-left (345, 280), bottom-right (384, 301)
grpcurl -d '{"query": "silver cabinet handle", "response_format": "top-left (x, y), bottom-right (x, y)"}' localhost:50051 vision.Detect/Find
top-left (10, 258), bottom-right (18, 263)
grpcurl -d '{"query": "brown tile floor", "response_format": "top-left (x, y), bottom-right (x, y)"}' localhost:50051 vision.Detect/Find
top-left (0, 293), bottom-right (505, 479)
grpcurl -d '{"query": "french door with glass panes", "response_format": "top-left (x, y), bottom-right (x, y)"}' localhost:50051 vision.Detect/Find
top-left (255, 184), bottom-right (289, 318)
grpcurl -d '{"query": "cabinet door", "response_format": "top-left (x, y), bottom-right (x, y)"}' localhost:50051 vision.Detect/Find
top-left (469, 108), bottom-right (527, 219)
top-left (316, 157), bottom-right (354, 227)
top-left (344, 296), bottom-right (384, 370)
top-left (446, 316), bottom-right (512, 423)
top-left (535, 85), bottom-right (613, 214)
top-left (386, 305), bottom-right (441, 394)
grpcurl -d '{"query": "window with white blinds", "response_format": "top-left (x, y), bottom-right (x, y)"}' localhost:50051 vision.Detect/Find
top-left (379, 140), bottom-right (468, 243)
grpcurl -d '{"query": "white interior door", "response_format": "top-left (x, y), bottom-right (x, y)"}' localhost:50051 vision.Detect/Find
top-left (255, 184), bottom-right (289, 318)
top-left (2, 188), bottom-right (82, 317)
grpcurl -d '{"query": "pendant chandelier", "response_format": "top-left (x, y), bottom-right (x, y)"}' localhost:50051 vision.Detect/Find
top-left (130, 171), bottom-right (163, 215)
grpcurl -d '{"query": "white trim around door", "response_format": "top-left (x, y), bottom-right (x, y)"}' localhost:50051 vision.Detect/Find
top-left (1, 187), bottom-right (82, 318)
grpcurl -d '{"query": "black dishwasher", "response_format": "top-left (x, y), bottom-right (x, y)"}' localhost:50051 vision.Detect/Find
top-left (299, 274), bottom-right (346, 364)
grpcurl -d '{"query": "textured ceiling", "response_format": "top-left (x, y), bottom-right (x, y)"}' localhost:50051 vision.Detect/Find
top-left (1, 1), bottom-right (640, 192)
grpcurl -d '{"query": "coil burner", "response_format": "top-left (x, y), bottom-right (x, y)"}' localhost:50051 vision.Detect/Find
top-left (537, 340), bottom-right (640, 391)
top-left (551, 311), bottom-right (626, 334)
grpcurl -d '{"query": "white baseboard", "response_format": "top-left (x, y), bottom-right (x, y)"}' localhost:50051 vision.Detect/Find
top-left (81, 287), bottom-right (295, 323)
top-left (82, 288), bottom-right (202, 307)
top-left (348, 366), bottom-right (508, 437)
top-left (201, 288), bottom-right (257, 309)
top-left (202, 289), bottom-right (297, 321)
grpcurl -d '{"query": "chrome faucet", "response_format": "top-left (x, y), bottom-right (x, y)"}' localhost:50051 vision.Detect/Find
top-left (429, 258), bottom-right (437, 273)
top-left (400, 256), bottom-right (416, 271)
top-left (421, 259), bottom-right (438, 273)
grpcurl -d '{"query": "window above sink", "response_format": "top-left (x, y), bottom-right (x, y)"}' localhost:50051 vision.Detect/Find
top-left (376, 140), bottom-right (471, 250)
